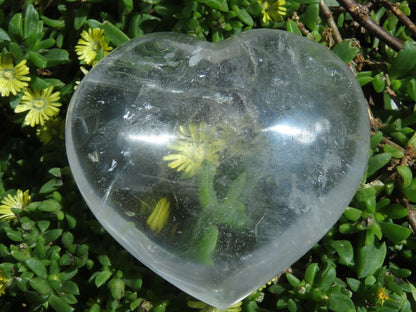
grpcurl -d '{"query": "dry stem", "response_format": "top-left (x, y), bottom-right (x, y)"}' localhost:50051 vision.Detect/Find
top-left (336, 0), bottom-right (403, 50)
top-left (320, 0), bottom-right (343, 44)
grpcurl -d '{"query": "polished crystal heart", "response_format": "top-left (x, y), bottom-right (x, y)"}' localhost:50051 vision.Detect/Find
top-left (66, 29), bottom-right (370, 308)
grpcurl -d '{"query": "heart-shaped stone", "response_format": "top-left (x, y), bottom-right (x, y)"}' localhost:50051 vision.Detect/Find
top-left (66, 29), bottom-right (369, 308)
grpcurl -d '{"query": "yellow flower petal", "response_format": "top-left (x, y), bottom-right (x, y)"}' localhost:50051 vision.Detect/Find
top-left (147, 198), bottom-right (170, 234)
top-left (14, 86), bottom-right (62, 127)
top-left (0, 56), bottom-right (31, 97)
top-left (163, 123), bottom-right (224, 177)
top-left (258, 0), bottom-right (286, 23)
top-left (75, 28), bottom-right (112, 66)
top-left (0, 190), bottom-right (31, 221)
top-left (0, 270), bottom-right (8, 296)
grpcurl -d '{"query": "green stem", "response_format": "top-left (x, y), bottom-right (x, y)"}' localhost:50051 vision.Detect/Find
top-left (198, 161), bottom-right (219, 212)
top-left (191, 162), bottom-right (248, 264)
top-left (193, 225), bottom-right (219, 265)
top-left (190, 162), bottom-right (220, 265)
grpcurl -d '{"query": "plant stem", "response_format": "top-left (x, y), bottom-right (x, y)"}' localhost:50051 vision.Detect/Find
top-left (190, 162), bottom-right (220, 265)
top-left (336, 0), bottom-right (403, 50)
top-left (198, 161), bottom-right (219, 213)
top-left (377, 0), bottom-right (416, 38)
top-left (320, 0), bottom-right (343, 44)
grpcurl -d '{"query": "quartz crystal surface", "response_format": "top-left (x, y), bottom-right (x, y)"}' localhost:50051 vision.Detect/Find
top-left (65, 29), bottom-right (370, 308)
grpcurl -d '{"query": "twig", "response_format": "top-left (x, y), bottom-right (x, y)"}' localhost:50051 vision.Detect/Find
top-left (377, 0), bottom-right (416, 38)
top-left (368, 104), bottom-right (378, 128)
top-left (380, 136), bottom-right (406, 153)
top-left (384, 73), bottom-right (402, 108)
top-left (323, 28), bottom-right (335, 47)
top-left (291, 13), bottom-right (315, 39)
top-left (403, 199), bottom-right (416, 233)
top-left (336, 0), bottom-right (403, 50)
top-left (400, 147), bottom-right (416, 167)
top-left (320, 0), bottom-right (343, 44)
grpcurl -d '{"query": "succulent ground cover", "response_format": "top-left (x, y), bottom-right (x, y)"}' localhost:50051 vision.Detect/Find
top-left (1, 0), bottom-right (416, 311)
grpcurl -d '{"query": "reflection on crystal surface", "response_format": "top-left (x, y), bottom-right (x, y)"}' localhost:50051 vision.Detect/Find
top-left (66, 29), bottom-right (370, 308)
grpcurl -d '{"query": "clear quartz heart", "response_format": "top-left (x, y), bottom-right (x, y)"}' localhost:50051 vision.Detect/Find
top-left (66, 29), bottom-right (370, 308)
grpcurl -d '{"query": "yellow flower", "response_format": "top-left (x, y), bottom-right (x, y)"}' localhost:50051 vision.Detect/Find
top-left (14, 86), bottom-right (61, 127)
top-left (36, 117), bottom-right (65, 144)
top-left (258, 0), bottom-right (287, 23)
top-left (163, 123), bottom-right (224, 177)
top-left (377, 287), bottom-right (390, 306)
top-left (147, 198), bottom-right (170, 234)
top-left (0, 190), bottom-right (31, 221)
top-left (0, 270), bottom-right (8, 296)
top-left (188, 300), bottom-right (242, 312)
top-left (75, 28), bottom-right (112, 65)
top-left (0, 55), bottom-right (30, 97)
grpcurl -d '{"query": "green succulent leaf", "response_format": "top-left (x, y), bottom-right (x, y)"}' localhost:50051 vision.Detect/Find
top-left (384, 143), bottom-right (404, 158)
top-left (109, 277), bottom-right (125, 299)
top-left (101, 21), bottom-right (130, 46)
top-left (397, 165), bottom-right (413, 188)
top-left (378, 221), bottom-right (412, 243)
top-left (381, 203), bottom-right (408, 219)
top-left (301, 3), bottom-right (319, 30)
top-left (346, 277), bottom-right (361, 292)
top-left (236, 8), bottom-right (254, 26)
top-left (354, 187), bottom-right (376, 213)
top-left (332, 40), bottom-right (359, 64)
top-left (8, 13), bottom-right (23, 40)
top-left (43, 49), bottom-right (70, 67)
top-left (98, 255), bottom-right (111, 267)
top-left (74, 7), bottom-right (89, 30)
top-left (38, 199), bottom-right (62, 213)
top-left (40, 179), bottom-right (63, 194)
top-left (29, 277), bottom-right (52, 295)
top-left (328, 293), bottom-right (355, 312)
top-left (41, 16), bottom-right (65, 29)
top-left (0, 28), bottom-right (11, 41)
top-left (286, 20), bottom-right (302, 36)
top-left (407, 79), bottom-right (416, 101)
top-left (285, 272), bottom-right (301, 288)
top-left (50, 280), bottom-right (80, 295)
top-left (25, 258), bottom-right (48, 279)
top-left (315, 263), bottom-right (336, 291)
top-left (95, 270), bottom-right (113, 288)
top-left (402, 177), bottom-right (416, 202)
top-left (344, 207), bottom-right (362, 221)
top-left (370, 131), bottom-right (383, 150)
top-left (48, 294), bottom-right (75, 312)
top-left (357, 71), bottom-right (373, 86)
top-left (366, 153), bottom-right (391, 177)
top-left (390, 42), bottom-right (416, 79)
top-left (197, 0), bottom-right (229, 11)
top-left (43, 229), bottom-right (63, 244)
top-left (23, 4), bottom-right (42, 39)
top-left (356, 241), bottom-right (386, 278)
top-left (304, 263), bottom-right (319, 284)
top-left (330, 240), bottom-right (354, 267)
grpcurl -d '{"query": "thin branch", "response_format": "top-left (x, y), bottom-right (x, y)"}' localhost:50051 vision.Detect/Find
top-left (291, 13), bottom-right (315, 39)
top-left (336, 0), bottom-right (403, 50)
top-left (377, 0), bottom-right (416, 38)
top-left (380, 136), bottom-right (406, 153)
top-left (320, 0), bottom-right (343, 44)
top-left (368, 104), bottom-right (378, 129)
top-left (403, 199), bottom-right (416, 233)
top-left (384, 73), bottom-right (402, 108)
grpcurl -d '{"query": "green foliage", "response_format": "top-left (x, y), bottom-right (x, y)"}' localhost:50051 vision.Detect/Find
top-left (0, 0), bottom-right (416, 311)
